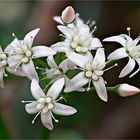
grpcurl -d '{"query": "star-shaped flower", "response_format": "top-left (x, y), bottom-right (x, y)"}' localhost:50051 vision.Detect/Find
top-left (64, 48), bottom-right (108, 102)
top-left (103, 28), bottom-right (140, 78)
top-left (22, 78), bottom-right (77, 130)
top-left (51, 17), bottom-right (102, 56)
top-left (5, 28), bottom-right (56, 81)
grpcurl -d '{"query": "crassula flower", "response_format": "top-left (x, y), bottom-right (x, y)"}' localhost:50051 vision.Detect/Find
top-left (45, 56), bottom-right (76, 86)
top-left (5, 28), bottom-right (55, 81)
top-left (22, 78), bottom-right (77, 130)
top-left (51, 17), bottom-right (102, 56)
top-left (103, 27), bottom-right (140, 78)
top-left (64, 48), bottom-right (115, 102)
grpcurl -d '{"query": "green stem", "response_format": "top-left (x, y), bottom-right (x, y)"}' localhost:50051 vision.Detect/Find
top-left (89, 86), bottom-right (118, 94)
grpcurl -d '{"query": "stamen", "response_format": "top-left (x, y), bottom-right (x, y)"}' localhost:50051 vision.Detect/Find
top-left (14, 61), bottom-right (22, 71)
top-left (55, 97), bottom-right (63, 102)
top-left (21, 100), bottom-right (34, 103)
top-left (41, 76), bottom-right (48, 81)
top-left (90, 21), bottom-right (96, 29)
top-left (129, 68), bottom-right (140, 78)
top-left (103, 63), bottom-right (118, 72)
top-left (87, 79), bottom-right (91, 92)
top-left (36, 67), bottom-right (46, 71)
top-left (12, 33), bottom-right (19, 40)
top-left (91, 26), bottom-right (97, 34)
top-left (86, 20), bottom-right (90, 25)
top-left (32, 111), bottom-right (42, 124)
top-left (127, 27), bottom-right (131, 37)
top-left (51, 113), bottom-right (59, 123)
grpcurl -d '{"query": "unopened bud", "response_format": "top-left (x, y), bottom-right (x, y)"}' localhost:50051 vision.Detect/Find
top-left (118, 84), bottom-right (140, 97)
top-left (61, 6), bottom-right (75, 24)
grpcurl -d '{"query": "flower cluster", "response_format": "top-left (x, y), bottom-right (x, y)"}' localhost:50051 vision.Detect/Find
top-left (1, 6), bottom-right (140, 130)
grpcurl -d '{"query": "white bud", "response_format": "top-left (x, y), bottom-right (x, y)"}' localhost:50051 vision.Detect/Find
top-left (61, 6), bottom-right (75, 24)
top-left (15, 48), bottom-right (23, 54)
top-left (118, 84), bottom-right (140, 97)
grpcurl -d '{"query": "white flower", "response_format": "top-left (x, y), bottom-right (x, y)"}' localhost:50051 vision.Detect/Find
top-left (51, 17), bottom-right (102, 56)
top-left (22, 78), bottom-right (77, 130)
top-left (64, 48), bottom-right (109, 102)
top-left (61, 6), bottom-right (75, 24)
top-left (5, 28), bottom-right (56, 81)
top-left (0, 46), bottom-right (25, 88)
top-left (118, 83), bottom-right (140, 97)
top-left (45, 56), bottom-right (76, 85)
top-left (103, 28), bottom-right (140, 78)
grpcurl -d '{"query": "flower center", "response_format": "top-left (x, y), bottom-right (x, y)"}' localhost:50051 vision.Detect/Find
top-left (71, 35), bottom-right (90, 53)
top-left (85, 62), bottom-right (103, 81)
top-left (0, 53), bottom-right (7, 69)
top-left (36, 96), bottom-right (54, 114)
top-left (14, 45), bottom-right (33, 63)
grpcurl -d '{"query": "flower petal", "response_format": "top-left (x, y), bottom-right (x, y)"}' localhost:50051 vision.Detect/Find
top-left (24, 28), bottom-right (40, 48)
top-left (92, 77), bottom-right (108, 102)
top-left (89, 38), bottom-right (102, 50)
top-left (51, 41), bottom-right (70, 53)
top-left (7, 55), bottom-right (22, 69)
top-left (57, 25), bottom-right (74, 40)
top-left (41, 112), bottom-right (53, 130)
top-left (119, 58), bottom-right (135, 78)
top-left (119, 34), bottom-right (133, 42)
top-left (134, 35), bottom-right (140, 45)
top-left (107, 48), bottom-right (128, 60)
top-left (103, 36), bottom-right (126, 47)
top-left (53, 103), bottom-right (77, 116)
top-left (22, 60), bottom-right (39, 82)
top-left (59, 58), bottom-right (76, 73)
top-left (31, 79), bottom-right (45, 100)
top-left (6, 67), bottom-right (25, 77)
top-left (67, 52), bottom-right (93, 68)
top-left (47, 78), bottom-right (65, 100)
top-left (25, 101), bottom-right (39, 114)
top-left (32, 46), bottom-right (56, 58)
top-left (93, 48), bottom-right (106, 69)
top-left (47, 56), bottom-right (58, 68)
top-left (53, 16), bottom-right (63, 24)
top-left (129, 58), bottom-right (140, 78)
top-left (0, 71), bottom-right (4, 88)
top-left (64, 72), bottom-right (89, 92)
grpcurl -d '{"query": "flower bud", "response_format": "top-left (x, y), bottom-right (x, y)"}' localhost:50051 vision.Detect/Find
top-left (118, 84), bottom-right (140, 97)
top-left (61, 6), bottom-right (75, 24)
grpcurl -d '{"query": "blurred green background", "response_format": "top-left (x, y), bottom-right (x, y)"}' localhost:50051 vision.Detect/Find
top-left (0, 0), bottom-right (140, 139)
